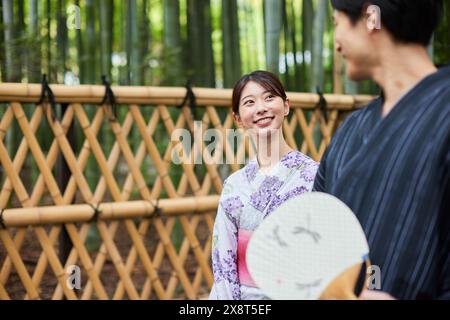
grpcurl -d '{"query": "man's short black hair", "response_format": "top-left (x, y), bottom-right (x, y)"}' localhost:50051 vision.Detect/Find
top-left (330, 0), bottom-right (443, 46)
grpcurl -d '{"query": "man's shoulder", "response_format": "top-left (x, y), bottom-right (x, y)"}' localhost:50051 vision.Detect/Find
top-left (347, 98), bottom-right (381, 122)
top-left (331, 98), bottom-right (381, 140)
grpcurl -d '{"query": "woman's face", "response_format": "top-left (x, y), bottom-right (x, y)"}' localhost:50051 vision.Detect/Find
top-left (234, 81), bottom-right (289, 135)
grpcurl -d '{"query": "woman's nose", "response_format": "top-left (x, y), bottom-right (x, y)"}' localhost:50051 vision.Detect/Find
top-left (255, 102), bottom-right (267, 114)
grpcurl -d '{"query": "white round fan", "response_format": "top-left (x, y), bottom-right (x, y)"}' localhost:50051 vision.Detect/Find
top-left (246, 192), bottom-right (370, 300)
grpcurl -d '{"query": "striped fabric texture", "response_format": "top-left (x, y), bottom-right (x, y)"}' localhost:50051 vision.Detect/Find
top-left (313, 66), bottom-right (450, 299)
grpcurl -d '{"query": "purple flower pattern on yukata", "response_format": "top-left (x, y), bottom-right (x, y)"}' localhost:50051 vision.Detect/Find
top-left (212, 248), bottom-right (240, 299)
top-left (250, 176), bottom-right (284, 213)
top-left (281, 151), bottom-right (307, 169)
top-left (244, 161), bottom-right (258, 182)
top-left (221, 196), bottom-right (244, 227)
top-left (299, 162), bottom-right (318, 183)
top-left (265, 186), bottom-right (309, 217)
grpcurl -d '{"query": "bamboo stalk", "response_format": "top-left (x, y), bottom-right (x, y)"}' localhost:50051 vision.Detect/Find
top-left (145, 175), bottom-right (190, 299)
top-left (296, 109), bottom-right (320, 161)
top-left (0, 278), bottom-right (10, 299)
top-left (46, 107), bottom-right (111, 299)
top-left (7, 105), bottom-right (77, 298)
top-left (73, 103), bottom-right (196, 299)
top-left (1, 196), bottom-right (218, 227)
top-left (0, 230), bottom-right (39, 299)
top-left (14, 102), bottom-right (135, 300)
top-left (0, 126), bottom-right (76, 299)
top-left (9, 103), bottom-right (89, 300)
top-left (113, 112), bottom-right (191, 299)
top-left (0, 106), bottom-right (43, 209)
top-left (205, 106), bottom-right (240, 173)
top-left (153, 106), bottom-right (214, 296)
top-left (81, 110), bottom-right (162, 300)
top-left (109, 106), bottom-right (198, 299)
top-left (39, 106), bottom-right (106, 300)
top-left (0, 106), bottom-right (14, 141)
top-left (129, 105), bottom-right (178, 197)
top-left (0, 83), bottom-right (373, 108)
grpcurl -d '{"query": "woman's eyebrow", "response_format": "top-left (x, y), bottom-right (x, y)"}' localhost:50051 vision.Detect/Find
top-left (240, 95), bottom-right (253, 102)
top-left (240, 91), bottom-right (271, 102)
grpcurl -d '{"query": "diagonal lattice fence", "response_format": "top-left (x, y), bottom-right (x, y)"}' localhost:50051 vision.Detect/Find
top-left (0, 83), bottom-right (372, 299)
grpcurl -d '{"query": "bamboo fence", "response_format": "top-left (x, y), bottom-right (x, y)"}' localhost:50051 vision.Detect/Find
top-left (0, 83), bottom-right (372, 300)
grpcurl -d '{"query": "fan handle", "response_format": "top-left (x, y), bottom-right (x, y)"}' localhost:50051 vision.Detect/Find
top-left (319, 259), bottom-right (372, 300)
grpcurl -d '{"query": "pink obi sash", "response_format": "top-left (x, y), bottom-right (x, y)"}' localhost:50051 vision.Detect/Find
top-left (237, 229), bottom-right (257, 287)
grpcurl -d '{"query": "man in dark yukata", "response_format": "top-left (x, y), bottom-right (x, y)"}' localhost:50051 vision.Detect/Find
top-left (314, 0), bottom-right (449, 299)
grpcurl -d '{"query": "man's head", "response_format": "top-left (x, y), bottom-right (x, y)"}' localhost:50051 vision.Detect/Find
top-left (331, 0), bottom-right (443, 80)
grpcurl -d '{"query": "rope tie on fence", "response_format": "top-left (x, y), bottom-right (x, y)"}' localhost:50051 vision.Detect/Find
top-left (145, 198), bottom-right (163, 219)
top-left (100, 75), bottom-right (118, 122)
top-left (178, 80), bottom-right (197, 122)
top-left (87, 202), bottom-right (102, 223)
top-left (38, 74), bottom-right (59, 123)
top-left (316, 86), bottom-right (328, 124)
top-left (0, 208), bottom-right (6, 229)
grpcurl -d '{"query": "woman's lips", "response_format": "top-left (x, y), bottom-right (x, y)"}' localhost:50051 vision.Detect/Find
top-left (254, 116), bottom-right (275, 128)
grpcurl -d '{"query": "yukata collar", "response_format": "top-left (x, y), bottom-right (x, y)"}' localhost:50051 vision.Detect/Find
top-left (244, 150), bottom-right (300, 185)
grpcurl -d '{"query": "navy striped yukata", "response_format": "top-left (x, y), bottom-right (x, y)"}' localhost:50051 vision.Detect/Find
top-left (313, 66), bottom-right (450, 299)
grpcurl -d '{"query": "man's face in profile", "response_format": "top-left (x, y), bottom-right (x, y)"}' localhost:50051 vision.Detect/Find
top-left (333, 10), bottom-right (378, 81)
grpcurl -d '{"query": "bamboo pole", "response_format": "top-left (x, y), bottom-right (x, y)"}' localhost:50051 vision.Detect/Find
top-left (0, 83), bottom-right (373, 108)
top-left (0, 104), bottom-right (77, 298)
top-left (0, 105), bottom-right (50, 291)
top-left (0, 280), bottom-right (10, 299)
top-left (10, 103), bottom-right (88, 300)
top-left (35, 106), bottom-right (106, 300)
top-left (296, 109), bottom-right (320, 161)
top-left (0, 230), bottom-right (39, 299)
top-left (114, 111), bottom-right (192, 299)
top-left (72, 104), bottom-right (197, 299)
top-left (121, 106), bottom-right (217, 299)
top-left (157, 105), bottom-right (214, 288)
top-left (106, 105), bottom-right (198, 299)
top-left (13, 103), bottom-right (134, 300)
top-left (0, 127), bottom-right (74, 299)
top-left (80, 110), bottom-right (165, 300)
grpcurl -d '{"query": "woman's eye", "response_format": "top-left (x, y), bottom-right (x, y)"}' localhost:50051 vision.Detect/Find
top-left (266, 95), bottom-right (275, 101)
top-left (243, 100), bottom-right (254, 106)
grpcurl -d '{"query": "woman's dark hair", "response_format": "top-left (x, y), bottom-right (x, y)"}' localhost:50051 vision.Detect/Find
top-left (330, 0), bottom-right (443, 46)
top-left (232, 70), bottom-right (287, 115)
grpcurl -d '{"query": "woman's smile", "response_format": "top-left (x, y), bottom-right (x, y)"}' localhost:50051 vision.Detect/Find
top-left (254, 116), bottom-right (275, 127)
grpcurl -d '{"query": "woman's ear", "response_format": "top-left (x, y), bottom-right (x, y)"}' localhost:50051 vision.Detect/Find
top-left (232, 111), bottom-right (242, 126)
top-left (284, 99), bottom-right (290, 117)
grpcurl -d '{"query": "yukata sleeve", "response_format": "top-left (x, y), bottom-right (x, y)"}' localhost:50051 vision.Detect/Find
top-left (209, 181), bottom-right (242, 300)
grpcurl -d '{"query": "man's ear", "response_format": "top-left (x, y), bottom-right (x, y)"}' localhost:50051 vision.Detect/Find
top-left (364, 3), bottom-right (381, 34)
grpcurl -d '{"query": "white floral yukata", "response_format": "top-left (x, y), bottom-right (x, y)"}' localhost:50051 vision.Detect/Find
top-left (209, 150), bottom-right (319, 300)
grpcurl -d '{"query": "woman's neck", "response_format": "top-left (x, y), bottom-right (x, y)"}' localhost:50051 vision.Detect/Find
top-left (254, 130), bottom-right (293, 173)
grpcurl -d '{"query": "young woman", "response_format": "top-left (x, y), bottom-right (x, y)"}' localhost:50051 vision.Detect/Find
top-left (209, 71), bottom-right (319, 300)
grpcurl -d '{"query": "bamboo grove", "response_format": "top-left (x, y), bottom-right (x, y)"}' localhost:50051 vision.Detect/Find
top-left (0, 0), bottom-right (448, 91)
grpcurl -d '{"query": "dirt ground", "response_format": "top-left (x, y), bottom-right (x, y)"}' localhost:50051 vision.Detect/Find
top-left (0, 214), bottom-right (212, 300)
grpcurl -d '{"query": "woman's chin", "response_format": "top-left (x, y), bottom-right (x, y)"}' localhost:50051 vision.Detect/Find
top-left (252, 125), bottom-right (281, 137)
